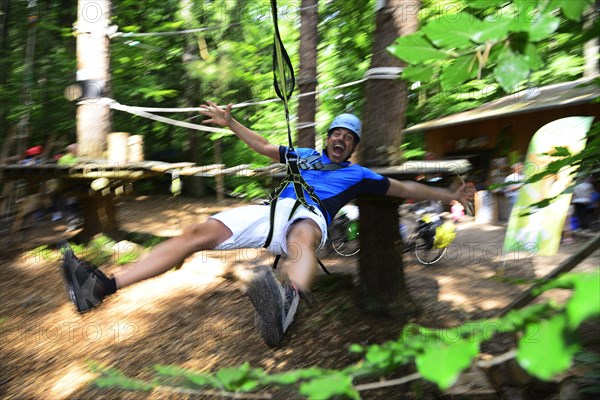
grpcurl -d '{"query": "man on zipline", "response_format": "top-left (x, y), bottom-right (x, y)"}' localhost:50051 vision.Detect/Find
top-left (61, 100), bottom-right (474, 346)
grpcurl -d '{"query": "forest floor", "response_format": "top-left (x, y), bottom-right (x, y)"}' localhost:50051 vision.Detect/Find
top-left (1, 194), bottom-right (598, 400)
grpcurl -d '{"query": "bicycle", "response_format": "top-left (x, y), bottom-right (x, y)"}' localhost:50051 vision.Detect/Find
top-left (326, 202), bottom-right (457, 265)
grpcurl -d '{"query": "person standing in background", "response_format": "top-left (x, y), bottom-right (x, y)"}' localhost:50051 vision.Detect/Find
top-left (504, 162), bottom-right (524, 216)
top-left (572, 176), bottom-right (595, 231)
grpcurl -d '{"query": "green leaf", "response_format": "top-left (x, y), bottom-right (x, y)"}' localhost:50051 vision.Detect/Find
top-left (388, 34), bottom-right (448, 64)
top-left (560, 0), bottom-right (592, 21)
top-left (528, 13), bottom-right (560, 42)
top-left (423, 12), bottom-right (482, 49)
top-left (299, 374), bottom-right (359, 400)
top-left (472, 14), bottom-right (512, 43)
top-left (441, 54), bottom-right (478, 91)
top-left (517, 314), bottom-right (579, 381)
top-left (493, 49), bottom-right (530, 92)
top-left (510, 1), bottom-right (538, 32)
top-left (402, 64), bottom-right (435, 82)
top-left (154, 365), bottom-right (218, 387)
top-left (524, 43), bottom-right (543, 69)
top-left (365, 344), bottom-right (392, 368)
top-left (543, 146), bottom-right (572, 157)
top-left (543, 0), bottom-right (564, 13)
top-left (89, 362), bottom-right (155, 391)
top-left (465, 0), bottom-right (506, 9)
top-left (349, 344), bottom-right (364, 354)
top-left (215, 363), bottom-right (259, 391)
top-left (268, 368), bottom-right (324, 385)
top-left (564, 270), bottom-right (600, 330)
top-left (415, 340), bottom-right (480, 390)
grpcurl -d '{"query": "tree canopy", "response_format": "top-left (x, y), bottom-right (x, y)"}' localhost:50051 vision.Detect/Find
top-left (1, 0), bottom-right (595, 170)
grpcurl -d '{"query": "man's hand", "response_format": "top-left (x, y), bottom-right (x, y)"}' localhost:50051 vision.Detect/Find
top-left (199, 100), bottom-right (280, 161)
top-left (200, 100), bottom-right (232, 127)
top-left (449, 176), bottom-right (476, 210)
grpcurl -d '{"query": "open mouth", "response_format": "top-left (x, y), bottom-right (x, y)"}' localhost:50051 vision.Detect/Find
top-left (333, 144), bottom-right (345, 157)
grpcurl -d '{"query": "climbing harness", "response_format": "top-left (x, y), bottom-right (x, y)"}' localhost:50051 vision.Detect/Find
top-left (263, 0), bottom-right (319, 247)
top-left (263, 0), bottom-right (347, 273)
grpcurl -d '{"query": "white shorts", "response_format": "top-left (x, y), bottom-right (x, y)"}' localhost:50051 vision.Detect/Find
top-left (210, 198), bottom-right (328, 256)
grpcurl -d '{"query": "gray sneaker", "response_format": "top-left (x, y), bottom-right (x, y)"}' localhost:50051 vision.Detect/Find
top-left (246, 266), bottom-right (299, 347)
top-left (60, 241), bottom-right (107, 313)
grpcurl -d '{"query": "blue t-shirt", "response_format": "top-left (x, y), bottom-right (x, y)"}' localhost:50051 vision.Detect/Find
top-left (278, 146), bottom-right (390, 224)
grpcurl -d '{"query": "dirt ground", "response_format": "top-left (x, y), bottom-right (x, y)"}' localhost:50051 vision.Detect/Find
top-left (0, 195), bottom-right (598, 399)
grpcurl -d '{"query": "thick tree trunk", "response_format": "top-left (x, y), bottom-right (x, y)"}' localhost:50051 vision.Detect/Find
top-left (357, 196), bottom-right (419, 318)
top-left (76, 0), bottom-right (112, 158)
top-left (357, 0), bottom-right (421, 318)
top-left (359, 0), bottom-right (420, 167)
top-left (296, 0), bottom-right (318, 149)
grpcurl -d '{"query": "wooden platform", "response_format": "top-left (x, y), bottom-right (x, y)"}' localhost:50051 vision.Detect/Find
top-left (0, 158), bottom-right (471, 241)
top-left (0, 158), bottom-right (471, 181)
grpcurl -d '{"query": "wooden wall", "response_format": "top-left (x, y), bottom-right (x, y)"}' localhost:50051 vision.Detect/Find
top-left (422, 102), bottom-right (600, 160)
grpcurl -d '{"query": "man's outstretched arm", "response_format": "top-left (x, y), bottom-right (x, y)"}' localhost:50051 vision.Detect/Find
top-left (386, 178), bottom-right (475, 207)
top-left (200, 101), bottom-right (280, 162)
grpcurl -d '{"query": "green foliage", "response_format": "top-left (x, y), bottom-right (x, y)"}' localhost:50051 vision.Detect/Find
top-left (415, 339), bottom-right (479, 389)
top-left (517, 314), bottom-right (579, 380)
top-left (400, 133), bottom-right (427, 160)
top-left (397, 0), bottom-right (594, 127)
top-left (299, 373), bottom-right (359, 400)
top-left (89, 270), bottom-right (600, 399)
top-left (88, 360), bottom-right (155, 391)
top-left (391, 0), bottom-right (594, 93)
top-left (50, 234), bottom-right (161, 267)
top-left (230, 180), bottom-right (269, 200)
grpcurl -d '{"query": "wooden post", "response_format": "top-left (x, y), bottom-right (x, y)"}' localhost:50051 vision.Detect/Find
top-left (107, 132), bottom-right (129, 164)
top-left (127, 135), bottom-right (144, 162)
top-left (77, 191), bottom-right (120, 242)
top-left (75, 0), bottom-right (112, 158)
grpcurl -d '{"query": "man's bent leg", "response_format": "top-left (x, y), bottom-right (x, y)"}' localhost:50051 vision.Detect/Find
top-left (114, 218), bottom-right (233, 288)
top-left (284, 219), bottom-right (322, 292)
top-left (246, 219), bottom-right (322, 346)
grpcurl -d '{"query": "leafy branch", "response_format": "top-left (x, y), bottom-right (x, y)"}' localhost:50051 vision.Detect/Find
top-left (88, 270), bottom-right (599, 399)
top-left (389, 0), bottom-right (595, 92)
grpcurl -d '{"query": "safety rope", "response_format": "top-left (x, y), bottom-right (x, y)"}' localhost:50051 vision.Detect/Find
top-left (263, 0), bottom-right (326, 247)
top-left (270, 0), bottom-right (295, 151)
top-left (262, 1), bottom-right (335, 276)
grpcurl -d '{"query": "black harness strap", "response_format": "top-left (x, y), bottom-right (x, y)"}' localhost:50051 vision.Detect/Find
top-left (272, 254), bottom-right (332, 276)
top-left (265, 0), bottom-right (341, 276)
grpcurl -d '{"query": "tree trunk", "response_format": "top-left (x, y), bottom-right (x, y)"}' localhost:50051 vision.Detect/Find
top-left (357, 196), bottom-right (419, 318)
top-left (583, 1), bottom-right (599, 77)
top-left (359, 0), bottom-right (420, 167)
top-left (76, 0), bottom-right (112, 158)
top-left (296, 0), bottom-right (318, 149)
top-left (0, 0), bottom-right (10, 86)
top-left (0, 0), bottom-right (11, 136)
top-left (181, 0), bottom-right (205, 197)
top-left (357, 0), bottom-right (421, 318)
